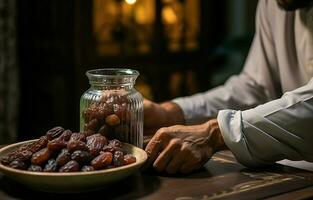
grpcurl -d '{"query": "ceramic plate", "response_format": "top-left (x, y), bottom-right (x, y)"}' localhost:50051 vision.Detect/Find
top-left (0, 140), bottom-right (147, 193)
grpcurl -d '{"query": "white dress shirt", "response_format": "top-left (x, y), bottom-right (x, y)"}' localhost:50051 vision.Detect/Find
top-left (173, 0), bottom-right (313, 169)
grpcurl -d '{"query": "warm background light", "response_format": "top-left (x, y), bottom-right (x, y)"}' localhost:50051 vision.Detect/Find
top-left (125, 0), bottom-right (137, 5)
top-left (162, 6), bottom-right (178, 24)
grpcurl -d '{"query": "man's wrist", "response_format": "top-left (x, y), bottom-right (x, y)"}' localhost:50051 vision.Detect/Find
top-left (160, 101), bottom-right (185, 126)
top-left (206, 119), bottom-right (228, 152)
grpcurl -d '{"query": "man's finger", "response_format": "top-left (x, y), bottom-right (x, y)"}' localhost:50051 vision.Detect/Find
top-left (145, 137), bottom-right (163, 167)
top-left (165, 150), bottom-right (187, 174)
top-left (153, 140), bottom-right (179, 172)
top-left (180, 161), bottom-right (201, 174)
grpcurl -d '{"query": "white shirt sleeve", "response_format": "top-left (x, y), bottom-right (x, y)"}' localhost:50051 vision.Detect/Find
top-left (218, 80), bottom-right (313, 167)
top-left (173, 0), bottom-right (280, 125)
top-left (216, 1), bottom-right (313, 167)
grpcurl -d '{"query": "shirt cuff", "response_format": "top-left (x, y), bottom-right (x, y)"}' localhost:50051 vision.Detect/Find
top-left (217, 109), bottom-right (268, 167)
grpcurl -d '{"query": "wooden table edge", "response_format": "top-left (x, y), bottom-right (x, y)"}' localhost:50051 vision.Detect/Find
top-left (265, 186), bottom-right (313, 200)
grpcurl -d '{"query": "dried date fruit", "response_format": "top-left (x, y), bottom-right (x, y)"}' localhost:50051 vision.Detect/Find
top-left (30, 136), bottom-right (48, 153)
top-left (124, 154), bottom-right (136, 165)
top-left (86, 134), bottom-right (108, 156)
top-left (91, 106), bottom-right (110, 124)
top-left (83, 104), bottom-right (97, 123)
top-left (56, 148), bottom-right (71, 167)
top-left (7, 143), bottom-right (32, 156)
top-left (0, 156), bottom-right (10, 165)
top-left (17, 143), bottom-right (33, 152)
top-left (69, 132), bottom-right (86, 142)
top-left (31, 148), bottom-right (52, 165)
top-left (108, 139), bottom-right (123, 148)
top-left (6, 150), bottom-right (33, 163)
top-left (71, 150), bottom-right (92, 164)
top-left (101, 145), bottom-right (115, 154)
top-left (102, 100), bottom-right (113, 108)
top-left (81, 165), bottom-right (95, 172)
top-left (113, 151), bottom-right (124, 167)
top-left (47, 139), bottom-right (67, 151)
top-left (9, 160), bottom-right (27, 170)
top-left (85, 118), bottom-right (100, 134)
top-left (18, 150), bottom-right (33, 162)
top-left (105, 114), bottom-right (120, 126)
top-left (46, 126), bottom-right (65, 140)
top-left (67, 140), bottom-right (88, 153)
top-left (44, 159), bottom-right (58, 172)
top-left (102, 145), bottom-right (126, 154)
top-left (91, 152), bottom-right (113, 170)
top-left (58, 129), bottom-right (72, 141)
top-left (84, 102), bottom-right (114, 123)
top-left (83, 125), bottom-right (96, 136)
top-left (82, 129), bottom-right (94, 137)
top-left (113, 103), bottom-right (130, 123)
top-left (59, 160), bottom-right (80, 172)
top-left (98, 124), bottom-right (109, 137)
top-left (28, 165), bottom-right (43, 172)
top-left (0, 144), bottom-right (33, 165)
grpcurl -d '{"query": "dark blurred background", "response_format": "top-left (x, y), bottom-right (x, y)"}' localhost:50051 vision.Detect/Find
top-left (0, 0), bottom-right (258, 144)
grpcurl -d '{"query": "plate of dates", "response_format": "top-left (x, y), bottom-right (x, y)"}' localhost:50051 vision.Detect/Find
top-left (0, 127), bottom-right (147, 193)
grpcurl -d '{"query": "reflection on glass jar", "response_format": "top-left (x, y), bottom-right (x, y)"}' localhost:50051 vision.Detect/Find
top-left (80, 68), bottom-right (143, 148)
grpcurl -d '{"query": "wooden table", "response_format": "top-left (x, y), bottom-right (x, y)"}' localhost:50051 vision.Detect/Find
top-left (0, 146), bottom-right (313, 200)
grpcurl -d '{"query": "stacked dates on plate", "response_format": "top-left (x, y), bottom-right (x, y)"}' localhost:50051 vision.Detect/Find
top-left (0, 127), bottom-right (136, 172)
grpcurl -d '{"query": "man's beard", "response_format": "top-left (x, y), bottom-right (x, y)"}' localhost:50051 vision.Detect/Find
top-left (276, 0), bottom-right (313, 11)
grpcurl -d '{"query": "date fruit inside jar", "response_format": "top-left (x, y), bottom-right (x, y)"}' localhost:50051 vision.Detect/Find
top-left (83, 93), bottom-right (132, 141)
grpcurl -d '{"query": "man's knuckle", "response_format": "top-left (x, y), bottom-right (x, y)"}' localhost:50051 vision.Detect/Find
top-left (181, 143), bottom-right (192, 152)
top-left (156, 127), bottom-right (167, 138)
top-left (169, 139), bottom-right (181, 148)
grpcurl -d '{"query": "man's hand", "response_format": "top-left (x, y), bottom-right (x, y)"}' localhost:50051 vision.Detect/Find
top-left (145, 119), bottom-right (227, 174)
top-left (144, 99), bottom-right (185, 135)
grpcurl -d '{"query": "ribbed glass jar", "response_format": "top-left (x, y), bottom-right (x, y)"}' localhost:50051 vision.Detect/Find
top-left (80, 68), bottom-right (143, 148)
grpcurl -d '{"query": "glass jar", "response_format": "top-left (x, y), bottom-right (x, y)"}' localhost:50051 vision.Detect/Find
top-left (80, 68), bottom-right (143, 148)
